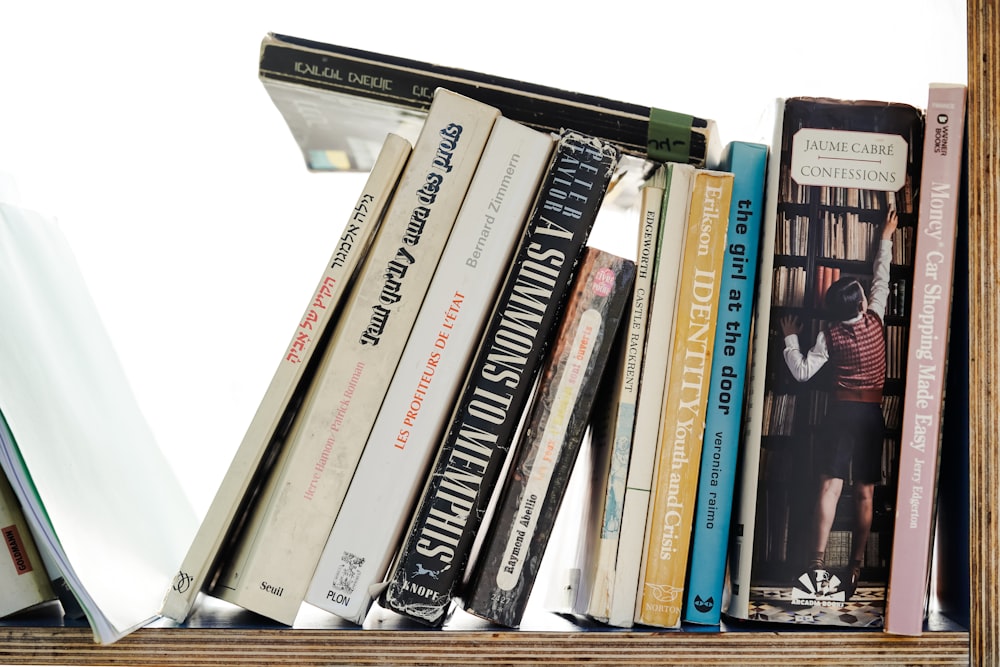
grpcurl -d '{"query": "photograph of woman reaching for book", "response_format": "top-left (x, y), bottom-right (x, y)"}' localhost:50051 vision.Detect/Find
top-left (778, 208), bottom-right (897, 602)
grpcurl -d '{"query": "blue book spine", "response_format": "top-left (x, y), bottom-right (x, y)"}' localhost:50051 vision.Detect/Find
top-left (682, 141), bottom-right (768, 624)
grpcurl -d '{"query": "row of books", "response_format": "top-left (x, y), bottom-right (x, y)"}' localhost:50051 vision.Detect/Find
top-left (0, 32), bottom-right (967, 645)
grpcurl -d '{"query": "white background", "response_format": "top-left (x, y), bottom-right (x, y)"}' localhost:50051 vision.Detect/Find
top-left (0, 1), bottom-right (967, 515)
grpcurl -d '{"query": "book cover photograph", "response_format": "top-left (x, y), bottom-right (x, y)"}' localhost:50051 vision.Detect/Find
top-left (462, 246), bottom-right (636, 628)
top-left (380, 130), bottom-right (621, 626)
top-left (731, 97), bottom-right (924, 628)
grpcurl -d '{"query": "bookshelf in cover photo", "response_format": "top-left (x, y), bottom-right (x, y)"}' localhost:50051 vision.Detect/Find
top-left (728, 96), bottom-right (924, 629)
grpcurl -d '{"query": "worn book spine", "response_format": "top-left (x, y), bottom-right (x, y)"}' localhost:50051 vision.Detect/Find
top-left (683, 142), bottom-right (768, 625)
top-left (258, 32), bottom-right (717, 170)
top-left (607, 162), bottom-right (694, 627)
top-left (210, 89), bottom-right (499, 625)
top-left (302, 117), bottom-right (555, 624)
top-left (885, 83), bottom-right (967, 637)
top-left (160, 133), bottom-right (411, 623)
top-left (463, 247), bottom-right (636, 628)
top-left (380, 130), bottom-right (621, 626)
top-left (580, 168), bottom-right (665, 620)
top-left (636, 170), bottom-right (733, 628)
top-left (0, 471), bottom-right (55, 618)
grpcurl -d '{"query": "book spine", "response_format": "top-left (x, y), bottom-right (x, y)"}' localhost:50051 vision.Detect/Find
top-left (380, 130), bottom-right (621, 626)
top-left (636, 170), bottom-right (734, 629)
top-left (210, 89), bottom-right (499, 625)
top-left (885, 83), bottom-right (967, 636)
top-left (730, 96), bottom-right (923, 628)
top-left (581, 169), bottom-right (665, 620)
top-left (302, 118), bottom-right (555, 624)
top-left (259, 34), bottom-right (714, 168)
top-left (463, 248), bottom-right (636, 627)
top-left (0, 472), bottom-right (55, 617)
top-left (683, 142), bottom-right (768, 625)
top-left (159, 133), bottom-right (411, 623)
top-left (607, 162), bottom-right (695, 628)
top-left (725, 101), bottom-right (786, 620)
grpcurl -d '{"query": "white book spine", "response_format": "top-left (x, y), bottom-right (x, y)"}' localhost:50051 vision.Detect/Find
top-left (607, 163), bottom-right (694, 627)
top-left (210, 90), bottom-right (500, 625)
top-left (304, 118), bottom-right (555, 624)
top-left (160, 133), bottom-right (411, 623)
top-left (582, 171), bottom-right (664, 620)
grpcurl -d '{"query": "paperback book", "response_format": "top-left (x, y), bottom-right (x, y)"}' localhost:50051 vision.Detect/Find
top-left (463, 246), bottom-right (636, 628)
top-left (0, 192), bottom-right (197, 643)
top-left (210, 89), bottom-right (500, 625)
top-left (683, 141), bottom-right (768, 625)
top-left (727, 96), bottom-right (924, 628)
top-left (0, 470), bottom-right (56, 618)
top-left (258, 32), bottom-right (718, 172)
top-left (161, 132), bottom-right (412, 623)
top-left (885, 82), bottom-right (967, 636)
top-left (303, 117), bottom-right (555, 624)
top-left (576, 167), bottom-right (666, 620)
top-left (606, 162), bottom-right (694, 627)
top-left (380, 129), bottom-right (621, 626)
top-left (636, 169), bottom-right (734, 629)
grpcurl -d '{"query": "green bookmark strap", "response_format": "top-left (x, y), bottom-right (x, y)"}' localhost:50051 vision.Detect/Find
top-left (648, 108), bottom-right (695, 164)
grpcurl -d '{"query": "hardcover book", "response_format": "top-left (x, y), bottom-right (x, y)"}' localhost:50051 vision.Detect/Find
top-left (636, 169), bottom-right (734, 629)
top-left (161, 132), bottom-right (412, 623)
top-left (380, 129), bottom-right (621, 626)
top-left (258, 32), bottom-right (718, 172)
top-left (885, 82), bottom-right (967, 636)
top-left (577, 168), bottom-right (666, 620)
top-left (606, 162), bottom-right (694, 627)
top-left (303, 117), bottom-right (555, 624)
top-left (463, 246), bottom-right (636, 628)
top-left (210, 89), bottom-right (500, 625)
top-left (0, 470), bottom-right (56, 618)
top-left (683, 141), bottom-right (769, 625)
top-left (727, 97), bottom-right (924, 628)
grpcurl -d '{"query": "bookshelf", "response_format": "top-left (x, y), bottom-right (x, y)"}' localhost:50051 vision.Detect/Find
top-left (0, 1), bottom-right (995, 664)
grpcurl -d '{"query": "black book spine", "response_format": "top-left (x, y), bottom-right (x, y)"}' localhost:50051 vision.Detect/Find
top-left (462, 247), bottom-right (636, 628)
top-left (260, 36), bottom-right (709, 166)
top-left (380, 130), bottom-right (621, 626)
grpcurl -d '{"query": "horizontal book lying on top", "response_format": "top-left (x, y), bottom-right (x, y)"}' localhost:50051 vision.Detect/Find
top-left (258, 32), bottom-right (720, 172)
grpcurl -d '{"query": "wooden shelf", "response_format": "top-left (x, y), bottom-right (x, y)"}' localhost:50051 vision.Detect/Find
top-left (1, 0), bottom-right (994, 664)
top-left (0, 599), bottom-right (973, 666)
top-left (0, 628), bottom-right (972, 666)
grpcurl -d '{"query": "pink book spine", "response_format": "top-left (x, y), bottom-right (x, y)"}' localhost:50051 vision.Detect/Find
top-left (885, 83), bottom-right (967, 636)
